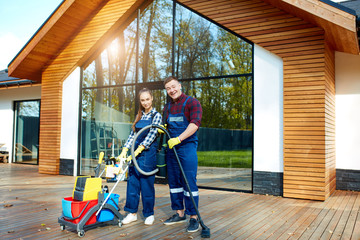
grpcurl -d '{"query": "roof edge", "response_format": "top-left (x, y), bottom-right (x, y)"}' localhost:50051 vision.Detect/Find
top-left (319, 0), bottom-right (357, 16)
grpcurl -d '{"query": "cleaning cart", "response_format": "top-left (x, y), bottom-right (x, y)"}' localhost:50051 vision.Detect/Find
top-left (58, 152), bottom-right (127, 237)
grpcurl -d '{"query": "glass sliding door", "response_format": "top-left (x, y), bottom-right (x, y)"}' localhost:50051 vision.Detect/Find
top-left (80, 86), bottom-right (136, 175)
top-left (13, 100), bottom-right (40, 164)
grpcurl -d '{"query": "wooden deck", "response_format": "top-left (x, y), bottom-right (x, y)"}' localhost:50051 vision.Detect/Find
top-left (1, 164), bottom-right (360, 240)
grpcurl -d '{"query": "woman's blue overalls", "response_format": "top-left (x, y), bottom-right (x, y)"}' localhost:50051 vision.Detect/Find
top-left (166, 97), bottom-right (199, 216)
top-left (124, 115), bottom-right (158, 218)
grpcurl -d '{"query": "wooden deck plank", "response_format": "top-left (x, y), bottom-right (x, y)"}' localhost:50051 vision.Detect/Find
top-left (349, 193), bottom-right (360, 240)
top-left (240, 198), bottom-right (305, 239)
top-left (312, 191), bottom-right (351, 239)
top-left (320, 192), bottom-right (353, 239)
top-left (1, 164), bottom-right (360, 239)
top-left (259, 201), bottom-right (311, 239)
top-left (277, 199), bottom-right (323, 239)
top-left (330, 192), bottom-right (358, 239)
top-left (340, 193), bottom-right (360, 239)
top-left (210, 197), bottom-right (266, 237)
top-left (222, 195), bottom-right (287, 239)
top-left (289, 191), bottom-right (342, 239)
top-left (298, 191), bottom-right (347, 239)
top-left (210, 194), bottom-right (281, 238)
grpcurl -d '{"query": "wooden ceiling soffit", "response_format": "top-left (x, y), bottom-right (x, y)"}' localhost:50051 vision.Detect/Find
top-left (43, 0), bottom-right (149, 83)
top-left (179, 0), bottom-right (358, 55)
top-left (262, 0), bottom-right (359, 54)
top-left (8, 0), bottom-right (107, 81)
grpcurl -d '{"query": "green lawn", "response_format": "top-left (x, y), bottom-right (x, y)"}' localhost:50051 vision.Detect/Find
top-left (197, 150), bottom-right (252, 168)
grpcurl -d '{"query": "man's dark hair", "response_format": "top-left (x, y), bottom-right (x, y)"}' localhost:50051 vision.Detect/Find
top-left (164, 76), bottom-right (179, 86)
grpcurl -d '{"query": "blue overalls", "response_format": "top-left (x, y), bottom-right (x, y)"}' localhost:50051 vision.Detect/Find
top-left (124, 115), bottom-right (158, 218)
top-left (166, 97), bottom-right (199, 216)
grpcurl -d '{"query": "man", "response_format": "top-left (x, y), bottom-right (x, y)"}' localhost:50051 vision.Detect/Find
top-left (162, 76), bottom-right (202, 233)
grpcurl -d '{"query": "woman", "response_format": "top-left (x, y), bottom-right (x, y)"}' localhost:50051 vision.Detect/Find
top-left (117, 88), bottom-right (162, 225)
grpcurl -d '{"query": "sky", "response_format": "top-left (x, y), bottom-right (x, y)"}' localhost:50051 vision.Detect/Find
top-left (0, 0), bottom-right (349, 71)
top-left (0, 0), bottom-right (62, 70)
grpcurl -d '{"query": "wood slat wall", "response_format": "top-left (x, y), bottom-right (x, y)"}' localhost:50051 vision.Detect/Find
top-left (38, 0), bottom-right (142, 174)
top-left (38, 77), bottom-right (62, 174)
top-left (179, 0), bottom-right (336, 200)
top-left (324, 41), bottom-right (336, 199)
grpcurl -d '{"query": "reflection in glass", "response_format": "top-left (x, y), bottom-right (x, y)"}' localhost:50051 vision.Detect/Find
top-left (82, 21), bottom-right (137, 88)
top-left (80, 86), bottom-right (135, 175)
top-left (14, 100), bottom-right (40, 164)
top-left (175, 3), bottom-right (252, 79)
top-left (148, 88), bottom-right (168, 114)
top-left (139, 0), bottom-right (173, 82)
top-left (183, 77), bottom-right (252, 130)
top-left (181, 78), bottom-right (253, 191)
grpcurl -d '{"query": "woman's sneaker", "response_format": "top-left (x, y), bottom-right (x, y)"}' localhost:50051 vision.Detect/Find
top-left (187, 218), bottom-right (200, 232)
top-left (144, 215), bottom-right (155, 225)
top-left (122, 213), bottom-right (137, 224)
top-left (163, 213), bottom-right (186, 225)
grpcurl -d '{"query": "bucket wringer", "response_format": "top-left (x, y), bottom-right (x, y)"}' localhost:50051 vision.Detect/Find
top-left (58, 152), bottom-right (128, 237)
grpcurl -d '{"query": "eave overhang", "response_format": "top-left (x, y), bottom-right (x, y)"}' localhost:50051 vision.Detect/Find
top-left (7, 0), bottom-right (360, 82)
top-left (263, 0), bottom-right (359, 54)
top-left (7, 0), bottom-right (110, 81)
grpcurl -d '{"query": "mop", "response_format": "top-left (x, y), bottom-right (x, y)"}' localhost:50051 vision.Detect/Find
top-left (131, 124), bottom-right (211, 238)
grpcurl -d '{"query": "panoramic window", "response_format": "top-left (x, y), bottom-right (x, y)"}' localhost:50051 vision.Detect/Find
top-left (80, 0), bottom-right (253, 192)
top-left (175, 5), bottom-right (252, 79)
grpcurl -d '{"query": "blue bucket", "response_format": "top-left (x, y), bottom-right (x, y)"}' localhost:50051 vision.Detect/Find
top-left (62, 197), bottom-right (73, 218)
top-left (97, 193), bottom-right (119, 222)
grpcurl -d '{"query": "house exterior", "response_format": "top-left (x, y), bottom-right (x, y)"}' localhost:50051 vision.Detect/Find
top-left (1, 0), bottom-right (360, 201)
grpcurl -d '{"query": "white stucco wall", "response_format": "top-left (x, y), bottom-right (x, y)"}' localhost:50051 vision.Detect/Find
top-left (0, 86), bottom-right (41, 162)
top-left (254, 44), bottom-right (283, 173)
top-left (60, 67), bottom-right (80, 175)
top-left (335, 52), bottom-right (360, 171)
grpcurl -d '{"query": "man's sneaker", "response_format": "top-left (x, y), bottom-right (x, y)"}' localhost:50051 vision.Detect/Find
top-left (163, 213), bottom-right (186, 225)
top-left (144, 215), bottom-right (155, 225)
top-left (187, 218), bottom-right (200, 233)
top-left (122, 213), bottom-right (137, 224)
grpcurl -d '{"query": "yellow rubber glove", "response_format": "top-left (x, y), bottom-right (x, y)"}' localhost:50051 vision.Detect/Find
top-left (126, 145), bottom-right (145, 162)
top-left (158, 124), bottom-right (167, 134)
top-left (118, 147), bottom-right (128, 160)
top-left (168, 137), bottom-right (181, 149)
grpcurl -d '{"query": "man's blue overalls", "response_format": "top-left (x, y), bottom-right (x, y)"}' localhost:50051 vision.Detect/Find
top-left (166, 97), bottom-right (199, 216)
top-left (124, 115), bottom-right (158, 218)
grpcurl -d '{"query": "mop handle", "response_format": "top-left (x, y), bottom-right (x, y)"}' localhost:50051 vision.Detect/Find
top-left (95, 164), bottom-right (129, 216)
top-left (171, 144), bottom-right (206, 228)
top-left (131, 124), bottom-right (207, 228)
top-left (98, 168), bottom-right (106, 178)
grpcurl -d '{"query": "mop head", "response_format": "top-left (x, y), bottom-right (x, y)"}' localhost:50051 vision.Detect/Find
top-left (201, 226), bottom-right (211, 238)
